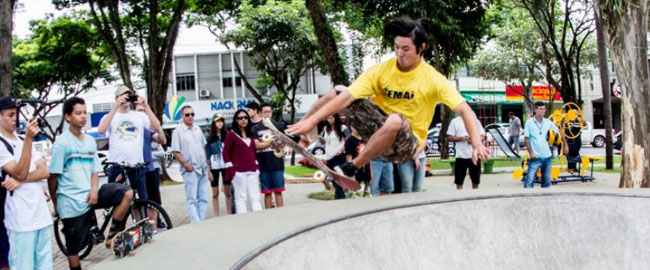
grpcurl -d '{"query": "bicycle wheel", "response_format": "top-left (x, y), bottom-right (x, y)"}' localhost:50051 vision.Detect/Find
top-left (129, 199), bottom-right (173, 231)
top-left (53, 217), bottom-right (94, 260)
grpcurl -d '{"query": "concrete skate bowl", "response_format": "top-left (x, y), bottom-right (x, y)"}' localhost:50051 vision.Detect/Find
top-left (234, 193), bottom-right (650, 270)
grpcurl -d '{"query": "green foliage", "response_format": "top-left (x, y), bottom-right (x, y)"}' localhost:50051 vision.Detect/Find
top-left (12, 14), bottom-right (112, 97)
top-left (470, 2), bottom-right (543, 84)
top-left (221, 0), bottom-right (323, 122)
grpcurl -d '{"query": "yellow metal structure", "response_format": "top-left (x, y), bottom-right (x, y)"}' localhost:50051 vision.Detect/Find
top-left (512, 102), bottom-right (589, 182)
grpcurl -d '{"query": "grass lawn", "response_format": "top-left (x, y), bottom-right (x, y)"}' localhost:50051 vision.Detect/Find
top-left (285, 165), bottom-right (318, 177)
top-left (428, 155), bottom-right (622, 170)
top-left (591, 166), bottom-right (622, 174)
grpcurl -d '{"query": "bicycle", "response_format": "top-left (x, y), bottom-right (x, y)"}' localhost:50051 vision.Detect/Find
top-left (53, 162), bottom-right (173, 259)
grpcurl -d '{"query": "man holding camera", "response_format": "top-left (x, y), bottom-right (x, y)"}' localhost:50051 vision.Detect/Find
top-left (98, 85), bottom-right (161, 200)
top-left (0, 96), bottom-right (52, 269)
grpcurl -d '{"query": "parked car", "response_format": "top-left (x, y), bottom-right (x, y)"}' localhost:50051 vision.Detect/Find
top-left (424, 127), bottom-right (455, 157)
top-left (614, 131), bottom-right (622, 151)
top-left (580, 121), bottom-right (612, 148)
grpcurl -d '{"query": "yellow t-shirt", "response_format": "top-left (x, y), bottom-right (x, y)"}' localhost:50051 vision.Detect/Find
top-left (348, 58), bottom-right (465, 145)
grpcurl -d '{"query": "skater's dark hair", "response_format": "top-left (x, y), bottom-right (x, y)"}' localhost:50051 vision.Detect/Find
top-left (534, 101), bottom-right (545, 108)
top-left (231, 109), bottom-right (253, 138)
top-left (325, 114), bottom-right (345, 142)
top-left (383, 17), bottom-right (433, 54)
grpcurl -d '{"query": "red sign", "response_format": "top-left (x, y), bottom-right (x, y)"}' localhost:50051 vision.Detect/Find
top-left (505, 85), bottom-right (562, 102)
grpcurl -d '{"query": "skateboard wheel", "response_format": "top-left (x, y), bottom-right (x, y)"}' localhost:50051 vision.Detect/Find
top-left (129, 251), bottom-right (135, 256)
top-left (313, 171), bottom-right (326, 182)
top-left (262, 133), bottom-right (272, 142)
top-left (128, 231), bottom-right (136, 236)
top-left (274, 148), bottom-right (285, 158)
top-left (148, 220), bottom-right (155, 225)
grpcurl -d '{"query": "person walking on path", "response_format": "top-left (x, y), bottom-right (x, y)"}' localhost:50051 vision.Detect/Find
top-left (508, 112), bottom-right (522, 153)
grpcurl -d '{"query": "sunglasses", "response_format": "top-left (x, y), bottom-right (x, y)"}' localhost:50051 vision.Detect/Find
top-left (184, 113), bottom-right (195, 117)
top-left (236, 116), bottom-right (249, 120)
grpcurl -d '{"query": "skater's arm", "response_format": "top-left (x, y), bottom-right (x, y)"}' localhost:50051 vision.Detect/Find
top-left (287, 91), bottom-right (355, 136)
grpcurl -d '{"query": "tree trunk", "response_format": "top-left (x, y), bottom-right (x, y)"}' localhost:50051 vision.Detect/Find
top-left (439, 105), bottom-right (453, 159)
top-left (596, 0), bottom-right (650, 188)
top-left (0, 0), bottom-right (15, 96)
top-left (594, 7), bottom-right (614, 170)
top-left (305, 0), bottom-right (349, 86)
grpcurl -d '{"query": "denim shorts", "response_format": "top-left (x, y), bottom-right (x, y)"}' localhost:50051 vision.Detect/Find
top-left (260, 170), bottom-right (285, 194)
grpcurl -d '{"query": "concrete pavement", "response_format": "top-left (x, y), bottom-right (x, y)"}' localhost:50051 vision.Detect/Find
top-left (90, 170), bottom-right (631, 269)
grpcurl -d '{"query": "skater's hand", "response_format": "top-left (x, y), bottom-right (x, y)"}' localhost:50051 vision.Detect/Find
top-left (1, 177), bottom-right (21, 191)
top-left (87, 188), bottom-right (98, 205)
top-left (471, 143), bottom-right (491, 165)
top-left (529, 154), bottom-right (537, 160)
top-left (563, 146), bottom-right (569, 155)
top-left (286, 117), bottom-right (317, 136)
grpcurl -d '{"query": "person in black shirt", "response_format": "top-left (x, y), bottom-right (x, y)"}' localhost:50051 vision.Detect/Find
top-left (251, 103), bottom-right (286, 208)
top-left (345, 126), bottom-right (371, 196)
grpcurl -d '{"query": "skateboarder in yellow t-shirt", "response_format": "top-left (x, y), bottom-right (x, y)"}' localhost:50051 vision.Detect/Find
top-left (287, 17), bottom-right (490, 177)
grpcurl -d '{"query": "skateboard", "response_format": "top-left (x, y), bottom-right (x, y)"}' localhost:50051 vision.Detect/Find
top-left (261, 118), bottom-right (361, 191)
top-left (110, 218), bottom-right (155, 257)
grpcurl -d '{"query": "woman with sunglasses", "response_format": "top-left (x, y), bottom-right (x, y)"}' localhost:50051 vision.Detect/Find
top-left (206, 114), bottom-right (231, 216)
top-left (223, 109), bottom-right (262, 214)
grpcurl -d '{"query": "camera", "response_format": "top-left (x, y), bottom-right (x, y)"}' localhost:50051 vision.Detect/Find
top-left (127, 95), bottom-right (139, 103)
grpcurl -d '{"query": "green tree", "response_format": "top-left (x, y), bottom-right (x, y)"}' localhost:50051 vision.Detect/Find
top-left (12, 15), bottom-right (114, 140)
top-left (52, 0), bottom-right (194, 121)
top-left (220, 0), bottom-right (324, 124)
top-left (595, 0), bottom-right (650, 187)
top-left (518, 0), bottom-right (596, 104)
top-left (470, 2), bottom-right (544, 117)
top-left (305, 0), bottom-right (349, 86)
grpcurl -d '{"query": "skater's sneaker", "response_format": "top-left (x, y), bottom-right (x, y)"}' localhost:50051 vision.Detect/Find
top-left (335, 162), bottom-right (358, 178)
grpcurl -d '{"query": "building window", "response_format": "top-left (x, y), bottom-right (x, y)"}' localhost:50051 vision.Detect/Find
top-left (93, 102), bottom-right (115, 113)
top-left (176, 74), bottom-right (195, 91)
top-left (222, 76), bottom-right (242, 87)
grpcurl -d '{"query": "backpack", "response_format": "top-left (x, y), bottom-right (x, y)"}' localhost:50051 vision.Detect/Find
top-left (0, 135), bottom-right (23, 222)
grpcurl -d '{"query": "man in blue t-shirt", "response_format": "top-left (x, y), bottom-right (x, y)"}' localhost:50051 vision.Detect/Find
top-left (523, 101), bottom-right (568, 188)
top-left (48, 97), bottom-right (133, 270)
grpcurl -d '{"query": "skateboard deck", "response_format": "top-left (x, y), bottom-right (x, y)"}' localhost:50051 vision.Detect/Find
top-left (110, 218), bottom-right (155, 257)
top-left (261, 118), bottom-right (360, 190)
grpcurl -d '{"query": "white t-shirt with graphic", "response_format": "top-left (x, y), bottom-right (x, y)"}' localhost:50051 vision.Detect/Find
top-left (0, 133), bottom-right (52, 232)
top-left (447, 117), bottom-right (485, 159)
top-left (104, 111), bottom-right (151, 164)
